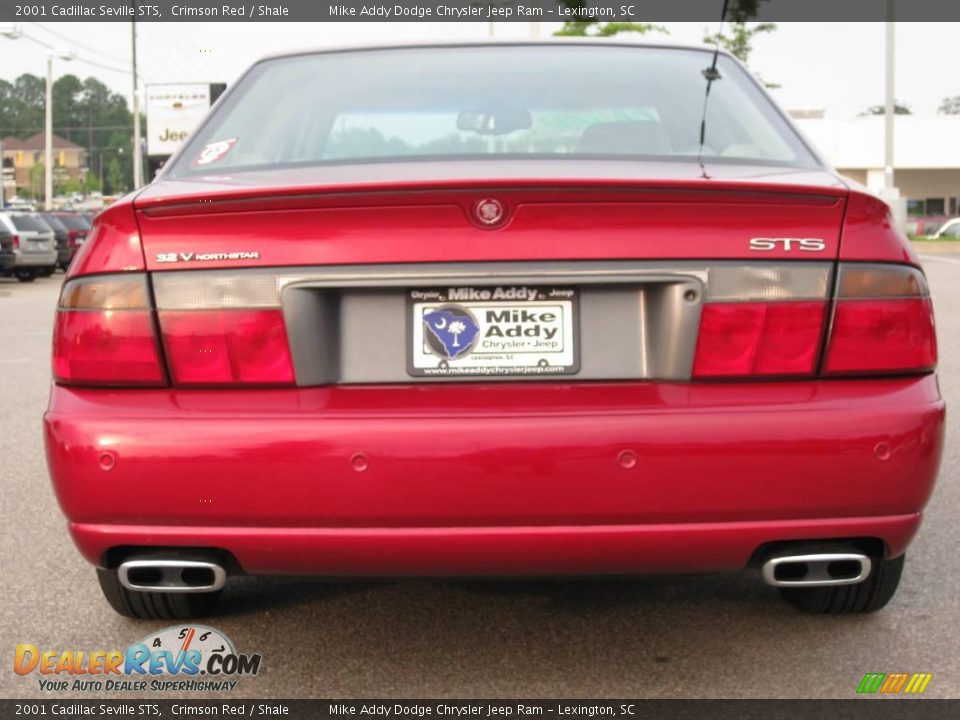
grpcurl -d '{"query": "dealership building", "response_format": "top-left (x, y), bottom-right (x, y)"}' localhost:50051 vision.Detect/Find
top-left (1, 132), bottom-right (87, 198)
top-left (793, 113), bottom-right (960, 223)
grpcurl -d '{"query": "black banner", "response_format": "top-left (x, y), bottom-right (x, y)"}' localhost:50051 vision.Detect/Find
top-left (2, 0), bottom-right (960, 23)
top-left (1, 700), bottom-right (959, 720)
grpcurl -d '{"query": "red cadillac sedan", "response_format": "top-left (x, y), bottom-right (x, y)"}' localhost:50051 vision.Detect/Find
top-left (45, 42), bottom-right (944, 619)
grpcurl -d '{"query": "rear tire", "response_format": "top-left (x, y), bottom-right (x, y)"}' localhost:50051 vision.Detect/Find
top-left (779, 553), bottom-right (905, 614)
top-left (15, 270), bottom-right (36, 282)
top-left (96, 568), bottom-right (222, 619)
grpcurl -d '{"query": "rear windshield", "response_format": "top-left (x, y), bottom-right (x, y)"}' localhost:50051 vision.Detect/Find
top-left (41, 214), bottom-right (68, 232)
top-left (167, 45), bottom-right (819, 177)
top-left (55, 214), bottom-right (91, 231)
top-left (9, 215), bottom-right (50, 232)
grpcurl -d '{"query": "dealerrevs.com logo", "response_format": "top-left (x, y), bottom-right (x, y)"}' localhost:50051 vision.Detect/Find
top-left (14, 625), bottom-right (262, 693)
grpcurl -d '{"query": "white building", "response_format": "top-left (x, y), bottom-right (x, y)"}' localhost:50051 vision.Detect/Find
top-left (794, 114), bottom-right (960, 225)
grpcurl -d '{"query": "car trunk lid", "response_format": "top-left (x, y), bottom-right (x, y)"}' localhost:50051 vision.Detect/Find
top-left (134, 161), bottom-right (848, 270)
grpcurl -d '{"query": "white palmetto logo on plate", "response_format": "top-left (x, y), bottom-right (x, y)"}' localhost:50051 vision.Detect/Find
top-left (447, 320), bottom-right (467, 347)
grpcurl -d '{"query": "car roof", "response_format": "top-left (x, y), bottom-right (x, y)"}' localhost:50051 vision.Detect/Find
top-left (255, 39), bottom-right (731, 64)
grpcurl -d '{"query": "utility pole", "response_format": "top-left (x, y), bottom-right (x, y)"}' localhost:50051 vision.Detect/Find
top-left (131, 11), bottom-right (142, 189)
top-left (881, 0), bottom-right (905, 230)
top-left (45, 54), bottom-right (53, 209)
top-left (883, 6), bottom-right (895, 191)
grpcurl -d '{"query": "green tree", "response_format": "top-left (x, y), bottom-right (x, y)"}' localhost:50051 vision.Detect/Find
top-left (938, 96), bottom-right (960, 114)
top-left (27, 161), bottom-right (44, 200)
top-left (702, 0), bottom-right (776, 64)
top-left (83, 171), bottom-right (101, 194)
top-left (105, 154), bottom-right (126, 194)
top-left (554, 1), bottom-right (665, 37)
top-left (0, 73), bottom-right (135, 195)
top-left (59, 177), bottom-right (83, 195)
top-left (0, 74), bottom-right (45, 138)
top-left (861, 102), bottom-right (912, 116)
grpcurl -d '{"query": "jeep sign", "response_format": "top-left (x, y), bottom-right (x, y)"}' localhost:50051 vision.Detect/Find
top-left (146, 83), bottom-right (214, 156)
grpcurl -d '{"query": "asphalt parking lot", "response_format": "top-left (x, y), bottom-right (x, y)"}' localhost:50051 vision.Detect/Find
top-left (1, 257), bottom-right (957, 699)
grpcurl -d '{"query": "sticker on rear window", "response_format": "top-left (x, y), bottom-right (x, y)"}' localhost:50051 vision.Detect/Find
top-left (193, 138), bottom-right (237, 167)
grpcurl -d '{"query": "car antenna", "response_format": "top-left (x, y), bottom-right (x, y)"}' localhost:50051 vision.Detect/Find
top-left (697, 0), bottom-right (730, 176)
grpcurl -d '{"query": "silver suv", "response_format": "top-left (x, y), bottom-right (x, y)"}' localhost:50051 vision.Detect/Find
top-left (0, 211), bottom-right (57, 282)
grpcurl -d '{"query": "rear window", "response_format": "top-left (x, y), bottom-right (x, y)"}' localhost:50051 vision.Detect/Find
top-left (55, 214), bottom-right (91, 231)
top-left (9, 215), bottom-right (50, 232)
top-left (41, 215), bottom-right (68, 233)
top-left (168, 45), bottom-right (819, 177)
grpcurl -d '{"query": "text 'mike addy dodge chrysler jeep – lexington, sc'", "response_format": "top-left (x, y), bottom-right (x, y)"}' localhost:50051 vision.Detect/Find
top-left (43, 42), bottom-right (944, 619)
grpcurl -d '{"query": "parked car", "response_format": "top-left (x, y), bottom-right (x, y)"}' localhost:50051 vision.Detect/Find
top-left (931, 218), bottom-right (960, 239)
top-left (0, 211), bottom-right (57, 281)
top-left (3, 199), bottom-right (37, 212)
top-left (50, 212), bottom-right (91, 269)
top-left (0, 220), bottom-right (15, 273)
top-left (45, 42), bottom-right (944, 619)
top-left (39, 213), bottom-right (71, 273)
top-left (906, 216), bottom-right (948, 236)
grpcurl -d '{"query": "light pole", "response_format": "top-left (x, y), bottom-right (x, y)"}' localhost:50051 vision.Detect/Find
top-left (884, 7), bottom-right (895, 191)
top-left (45, 48), bottom-right (74, 210)
top-left (0, 24), bottom-right (23, 208)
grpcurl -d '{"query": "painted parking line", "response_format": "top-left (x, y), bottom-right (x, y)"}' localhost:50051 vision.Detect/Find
top-left (920, 254), bottom-right (960, 266)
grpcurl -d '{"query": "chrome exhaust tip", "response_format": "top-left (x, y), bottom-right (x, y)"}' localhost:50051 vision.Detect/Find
top-left (118, 559), bottom-right (227, 593)
top-left (761, 553), bottom-right (872, 587)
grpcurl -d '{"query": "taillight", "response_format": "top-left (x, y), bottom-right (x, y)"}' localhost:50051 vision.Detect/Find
top-left (692, 265), bottom-right (831, 379)
top-left (824, 264), bottom-right (936, 375)
top-left (11, 235), bottom-right (20, 250)
top-left (152, 272), bottom-right (295, 387)
top-left (693, 263), bottom-right (936, 380)
top-left (159, 310), bottom-right (294, 385)
top-left (694, 301), bottom-right (826, 377)
top-left (53, 274), bottom-right (166, 386)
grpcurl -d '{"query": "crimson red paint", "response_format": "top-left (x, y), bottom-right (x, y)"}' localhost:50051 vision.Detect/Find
top-left (43, 158), bottom-right (944, 589)
top-left (45, 378), bottom-right (944, 571)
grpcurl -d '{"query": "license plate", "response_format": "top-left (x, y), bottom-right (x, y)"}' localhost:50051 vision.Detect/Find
top-left (407, 287), bottom-right (579, 377)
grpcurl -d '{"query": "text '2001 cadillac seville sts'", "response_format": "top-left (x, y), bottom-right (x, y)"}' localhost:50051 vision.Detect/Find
top-left (44, 42), bottom-right (944, 618)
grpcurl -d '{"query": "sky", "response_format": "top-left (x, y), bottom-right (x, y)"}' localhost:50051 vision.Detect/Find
top-left (1, 21), bottom-right (958, 118)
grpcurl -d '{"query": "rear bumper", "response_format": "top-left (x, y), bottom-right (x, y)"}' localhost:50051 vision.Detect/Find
top-left (69, 515), bottom-right (922, 577)
top-left (45, 377), bottom-right (945, 576)
top-left (13, 250), bottom-right (57, 267)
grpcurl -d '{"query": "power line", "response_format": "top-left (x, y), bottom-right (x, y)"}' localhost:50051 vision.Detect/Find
top-left (4, 30), bottom-right (150, 83)
top-left (30, 22), bottom-right (130, 66)
top-left (1, 126), bottom-right (136, 134)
